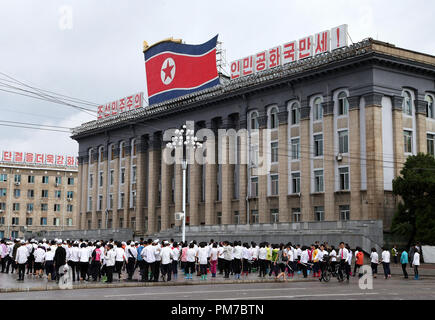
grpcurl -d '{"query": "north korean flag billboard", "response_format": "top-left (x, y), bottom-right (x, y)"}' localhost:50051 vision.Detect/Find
top-left (144, 35), bottom-right (220, 106)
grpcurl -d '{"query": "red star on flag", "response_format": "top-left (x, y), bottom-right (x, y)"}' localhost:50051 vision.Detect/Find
top-left (162, 60), bottom-right (174, 82)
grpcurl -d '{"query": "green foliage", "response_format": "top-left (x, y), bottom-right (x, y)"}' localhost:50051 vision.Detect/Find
top-left (392, 153), bottom-right (435, 245)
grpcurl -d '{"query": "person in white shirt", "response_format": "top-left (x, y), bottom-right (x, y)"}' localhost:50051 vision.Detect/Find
top-left (160, 241), bottom-right (174, 281)
top-left (258, 243), bottom-right (268, 277)
top-left (33, 245), bottom-right (46, 278)
top-left (69, 242), bottom-right (80, 282)
top-left (381, 247), bottom-right (391, 279)
top-left (104, 244), bottom-right (116, 283)
top-left (45, 247), bottom-right (55, 280)
top-left (370, 248), bottom-right (379, 278)
top-left (171, 242), bottom-right (180, 280)
top-left (295, 245), bottom-right (302, 274)
top-left (197, 242), bottom-right (209, 280)
top-left (79, 243), bottom-right (91, 281)
top-left (413, 247), bottom-right (420, 280)
top-left (217, 243), bottom-right (224, 275)
top-left (286, 244), bottom-right (295, 277)
top-left (318, 244), bottom-right (329, 282)
top-left (232, 241), bottom-right (243, 280)
top-left (338, 242), bottom-right (349, 282)
top-left (15, 241), bottom-right (29, 281)
top-left (152, 240), bottom-right (161, 282)
top-left (114, 241), bottom-right (126, 281)
top-left (299, 246), bottom-right (309, 278)
top-left (185, 243), bottom-right (197, 280)
top-left (125, 241), bottom-right (137, 281)
top-left (142, 239), bottom-right (156, 282)
top-left (209, 243), bottom-right (219, 278)
top-left (241, 243), bottom-right (252, 278)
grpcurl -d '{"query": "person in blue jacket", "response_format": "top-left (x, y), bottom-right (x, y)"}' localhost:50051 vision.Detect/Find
top-left (400, 250), bottom-right (408, 279)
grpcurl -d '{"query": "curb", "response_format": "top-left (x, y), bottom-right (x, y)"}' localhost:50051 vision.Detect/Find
top-left (0, 278), bottom-right (317, 293)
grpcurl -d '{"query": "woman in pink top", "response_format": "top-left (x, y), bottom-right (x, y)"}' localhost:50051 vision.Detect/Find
top-left (181, 242), bottom-right (188, 275)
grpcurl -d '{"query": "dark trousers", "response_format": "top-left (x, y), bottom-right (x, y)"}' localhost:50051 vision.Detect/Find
top-left (218, 258), bottom-right (223, 274)
top-left (222, 259), bottom-right (230, 278)
top-left (172, 260), bottom-right (178, 275)
top-left (18, 263), bottom-right (26, 280)
top-left (401, 263), bottom-right (408, 278)
top-left (115, 261), bottom-right (123, 279)
top-left (138, 260), bottom-right (145, 279)
top-left (259, 259), bottom-right (267, 277)
top-left (371, 262), bottom-right (378, 275)
top-left (45, 261), bottom-right (54, 278)
top-left (382, 262), bottom-right (390, 278)
top-left (6, 257), bottom-right (15, 273)
top-left (142, 261), bottom-right (152, 281)
top-left (106, 265), bottom-right (114, 283)
top-left (153, 261), bottom-right (160, 281)
top-left (301, 263), bottom-right (307, 278)
top-left (414, 265), bottom-right (419, 277)
top-left (338, 260), bottom-right (349, 280)
top-left (68, 261), bottom-right (78, 281)
top-left (126, 258), bottom-right (136, 280)
top-left (91, 261), bottom-right (101, 281)
top-left (161, 263), bottom-right (172, 281)
top-left (80, 262), bottom-right (89, 280)
top-left (233, 258), bottom-right (241, 275)
top-left (26, 258), bottom-right (34, 274)
top-left (1, 256), bottom-right (8, 272)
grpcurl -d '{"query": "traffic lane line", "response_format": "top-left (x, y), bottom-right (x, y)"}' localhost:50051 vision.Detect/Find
top-left (212, 292), bottom-right (380, 300)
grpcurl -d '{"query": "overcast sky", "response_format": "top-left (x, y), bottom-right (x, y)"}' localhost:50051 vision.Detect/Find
top-left (0, 0), bottom-right (434, 156)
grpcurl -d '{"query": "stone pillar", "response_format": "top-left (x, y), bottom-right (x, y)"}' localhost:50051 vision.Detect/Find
top-left (221, 119), bottom-right (233, 225)
top-left (323, 101), bottom-right (335, 221)
top-left (123, 146), bottom-right (132, 229)
top-left (174, 163), bottom-right (183, 226)
top-left (392, 96), bottom-right (405, 179)
top-left (257, 113), bottom-right (268, 223)
top-left (147, 136), bottom-right (160, 235)
top-left (135, 139), bottom-right (147, 234)
top-left (238, 117), bottom-right (248, 224)
top-left (277, 107), bottom-right (289, 222)
top-left (205, 134), bottom-right (217, 225)
top-left (348, 96), bottom-right (362, 220)
top-left (112, 148), bottom-right (120, 229)
top-left (78, 157), bottom-right (88, 230)
top-left (160, 147), bottom-right (171, 231)
top-left (364, 93), bottom-right (384, 220)
top-left (415, 99), bottom-right (428, 153)
top-left (300, 100), bottom-right (311, 221)
top-left (91, 152), bottom-right (99, 229)
top-left (188, 151), bottom-right (201, 226)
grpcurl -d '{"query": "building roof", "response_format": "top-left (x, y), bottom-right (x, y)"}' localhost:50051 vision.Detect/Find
top-left (71, 38), bottom-right (435, 139)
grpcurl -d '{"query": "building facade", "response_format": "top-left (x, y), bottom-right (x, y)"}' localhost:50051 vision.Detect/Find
top-left (72, 39), bottom-right (435, 238)
top-left (0, 162), bottom-right (78, 239)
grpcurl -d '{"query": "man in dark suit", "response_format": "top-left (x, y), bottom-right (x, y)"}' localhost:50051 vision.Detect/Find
top-left (54, 240), bottom-right (67, 284)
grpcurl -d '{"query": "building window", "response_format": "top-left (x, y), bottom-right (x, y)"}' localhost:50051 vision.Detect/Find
top-left (26, 203), bottom-right (33, 212)
top-left (120, 168), bottom-right (125, 184)
top-left (110, 144), bottom-right (115, 161)
top-left (270, 174), bottom-right (279, 196)
top-left (314, 170), bottom-right (324, 192)
top-left (250, 111), bottom-right (259, 130)
top-left (269, 106), bottom-right (279, 129)
top-left (428, 134), bottom-right (435, 156)
top-left (99, 146), bottom-right (104, 162)
top-left (110, 170), bottom-right (114, 185)
top-left (97, 219), bottom-right (102, 229)
top-left (13, 203), bottom-right (20, 211)
top-left (40, 217), bottom-right (47, 226)
top-left (132, 166), bottom-right (137, 183)
top-left (119, 218), bottom-right (124, 228)
top-left (109, 194), bottom-right (113, 209)
top-left (338, 130), bottom-right (349, 154)
top-left (402, 91), bottom-right (412, 116)
top-left (271, 142), bottom-right (278, 163)
top-left (66, 218), bottom-right (73, 226)
top-left (250, 177), bottom-right (258, 197)
top-left (216, 212), bottom-right (222, 225)
top-left (131, 190), bottom-right (137, 208)
top-left (120, 142), bottom-right (126, 158)
top-left (404, 130), bottom-right (413, 153)
top-left (250, 144), bottom-right (259, 167)
top-left (14, 189), bottom-right (20, 198)
top-left (67, 204), bottom-right (73, 212)
top-left (107, 219), bottom-right (112, 228)
top-left (42, 176), bottom-right (49, 184)
top-left (12, 217), bottom-right (19, 225)
top-left (339, 167), bottom-right (350, 190)
top-left (26, 218), bottom-right (32, 226)
top-left (53, 218), bottom-right (60, 226)
top-left (89, 174), bottom-right (94, 189)
top-left (271, 209), bottom-right (279, 223)
top-left (27, 175), bottom-right (34, 183)
top-left (234, 211), bottom-right (240, 224)
top-left (54, 204), bottom-right (61, 212)
top-left (292, 208), bottom-right (301, 222)
top-left (88, 197), bottom-right (92, 212)
top-left (27, 190), bottom-right (34, 199)
top-left (41, 203), bottom-right (48, 211)
top-left (14, 174), bottom-right (21, 183)
top-left (99, 171), bottom-right (103, 187)
top-left (291, 102), bottom-right (300, 125)
top-left (292, 172), bottom-right (300, 194)
top-left (98, 195), bottom-right (103, 211)
top-left (55, 190), bottom-right (61, 199)
top-left (119, 192), bottom-right (125, 209)
top-left (131, 139), bottom-right (137, 157)
top-left (426, 95), bottom-right (434, 118)
top-left (313, 97), bottom-right (323, 121)
top-left (0, 188), bottom-right (7, 197)
top-left (67, 191), bottom-right (73, 199)
top-left (340, 205), bottom-right (350, 221)
top-left (68, 177), bottom-right (74, 185)
top-left (41, 190), bottom-right (48, 198)
top-left (314, 134), bottom-right (323, 157)
top-left (0, 174), bottom-right (7, 182)
top-left (337, 92), bottom-right (349, 116)
top-left (0, 217), bottom-right (4, 225)
top-left (55, 176), bottom-right (62, 185)
top-left (291, 138), bottom-right (300, 160)
top-left (0, 202), bottom-right (5, 210)
top-left (314, 206), bottom-right (324, 221)
top-left (216, 165), bottom-right (222, 201)
top-left (251, 210), bottom-right (259, 224)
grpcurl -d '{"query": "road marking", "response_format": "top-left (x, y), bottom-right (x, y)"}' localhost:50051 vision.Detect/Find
top-left (104, 287), bottom-right (306, 298)
top-left (213, 292), bottom-right (380, 300)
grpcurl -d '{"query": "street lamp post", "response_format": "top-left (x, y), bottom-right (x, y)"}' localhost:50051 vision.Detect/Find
top-left (166, 123), bottom-right (202, 243)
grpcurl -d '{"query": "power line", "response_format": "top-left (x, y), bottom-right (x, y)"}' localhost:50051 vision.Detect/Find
top-left (0, 123), bottom-right (71, 133)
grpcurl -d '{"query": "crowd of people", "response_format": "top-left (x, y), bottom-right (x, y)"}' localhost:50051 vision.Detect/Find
top-left (0, 238), bottom-right (423, 284)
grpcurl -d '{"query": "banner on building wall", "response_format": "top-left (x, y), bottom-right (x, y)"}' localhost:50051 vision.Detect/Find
top-left (0, 150), bottom-right (78, 167)
top-left (143, 35), bottom-right (220, 106)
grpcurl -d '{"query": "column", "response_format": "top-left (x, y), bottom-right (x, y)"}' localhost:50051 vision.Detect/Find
top-left (323, 101), bottom-right (335, 221)
top-left (238, 117), bottom-right (248, 224)
top-left (300, 100), bottom-right (311, 221)
top-left (189, 151), bottom-right (201, 226)
top-left (257, 113), bottom-right (268, 223)
top-left (221, 118), bottom-right (233, 225)
top-left (205, 131), bottom-right (217, 225)
top-left (277, 106), bottom-right (289, 222)
top-left (160, 146), bottom-right (171, 230)
top-left (415, 99), bottom-right (428, 153)
top-left (348, 96), bottom-right (362, 220)
top-left (147, 136), bottom-right (159, 235)
top-left (392, 96), bottom-right (405, 179)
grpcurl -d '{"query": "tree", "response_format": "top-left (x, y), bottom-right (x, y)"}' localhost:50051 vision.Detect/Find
top-left (392, 153), bottom-right (435, 246)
